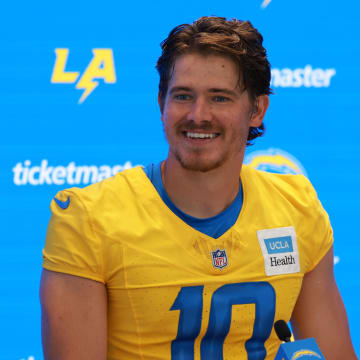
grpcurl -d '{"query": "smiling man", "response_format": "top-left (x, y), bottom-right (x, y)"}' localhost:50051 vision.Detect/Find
top-left (40, 16), bottom-right (357, 360)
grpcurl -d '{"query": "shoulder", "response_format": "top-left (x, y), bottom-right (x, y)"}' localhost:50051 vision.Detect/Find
top-left (241, 165), bottom-right (333, 273)
top-left (52, 166), bottom-right (148, 215)
top-left (241, 165), bottom-right (325, 222)
top-left (242, 164), bottom-right (317, 207)
top-left (242, 164), bottom-right (311, 189)
top-left (59, 166), bottom-right (145, 201)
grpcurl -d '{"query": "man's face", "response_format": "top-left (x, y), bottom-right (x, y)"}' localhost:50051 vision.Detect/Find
top-left (160, 53), bottom-right (264, 172)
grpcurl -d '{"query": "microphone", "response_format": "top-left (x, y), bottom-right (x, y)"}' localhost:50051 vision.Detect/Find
top-left (274, 320), bottom-right (326, 360)
top-left (274, 320), bottom-right (292, 342)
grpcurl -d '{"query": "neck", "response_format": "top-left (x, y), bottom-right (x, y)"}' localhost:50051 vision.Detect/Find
top-left (162, 155), bottom-right (243, 219)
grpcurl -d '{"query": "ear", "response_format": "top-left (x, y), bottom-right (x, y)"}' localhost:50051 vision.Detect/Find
top-left (158, 92), bottom-right (164, 116)
top-left (249, 95), bottom-right (269, 127)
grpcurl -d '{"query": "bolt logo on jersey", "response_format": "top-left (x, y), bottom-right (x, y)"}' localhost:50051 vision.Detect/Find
top-left (244, 148), bottom-right (307, 176)
top-left (51, 48), bottom-right (116, 103)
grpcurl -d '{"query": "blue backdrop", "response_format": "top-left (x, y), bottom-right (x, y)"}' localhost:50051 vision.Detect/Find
top-left (1, 1), bottom-right (359, 359)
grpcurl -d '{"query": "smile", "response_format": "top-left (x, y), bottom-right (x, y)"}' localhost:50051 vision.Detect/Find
top-left (184, 132), bottom-right (220, 139)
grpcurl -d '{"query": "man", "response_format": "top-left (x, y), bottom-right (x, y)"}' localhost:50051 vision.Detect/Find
top-left (40, 16), bottom-right (357, 360)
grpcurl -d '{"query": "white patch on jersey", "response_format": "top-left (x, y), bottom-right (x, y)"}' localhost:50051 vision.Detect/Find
top-left (257, 226), bottom-right (300, 276)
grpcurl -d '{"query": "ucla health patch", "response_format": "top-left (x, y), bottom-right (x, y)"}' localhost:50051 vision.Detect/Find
top-left (257, 227), bottom-right (300, 276)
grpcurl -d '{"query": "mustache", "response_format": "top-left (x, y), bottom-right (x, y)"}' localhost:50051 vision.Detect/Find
top-left (177, 120), bottom-right (222, 132)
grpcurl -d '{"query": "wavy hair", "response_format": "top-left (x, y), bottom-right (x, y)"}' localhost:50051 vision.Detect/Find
top-left (156, 16), bottom-right (272, 144)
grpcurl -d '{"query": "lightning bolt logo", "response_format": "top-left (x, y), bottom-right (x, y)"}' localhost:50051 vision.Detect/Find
top-left (76, 74), bottom-right (99, 104)
top-left (51, 48), bottom-right (116, 104)
top-left (244, 148), bottom-right (307, 176)
top-left (76, 49), bottom-right (116, 104)
top-left (291, 350), bottom-right (322, 359)
top-left (261, 0), bottom-right (272, 8)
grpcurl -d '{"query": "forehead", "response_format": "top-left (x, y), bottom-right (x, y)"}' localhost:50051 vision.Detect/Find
top-left (169, 53), bottom-right (241, 91)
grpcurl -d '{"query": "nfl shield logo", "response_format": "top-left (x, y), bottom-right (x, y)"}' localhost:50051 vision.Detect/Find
top-left (211, 249), bottom-right (228, 269)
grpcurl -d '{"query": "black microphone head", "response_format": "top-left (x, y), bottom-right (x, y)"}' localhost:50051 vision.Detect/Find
top-left (274, 320), bottom-right (292, 342)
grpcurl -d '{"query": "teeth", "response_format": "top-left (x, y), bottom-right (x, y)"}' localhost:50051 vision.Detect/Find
top-left (186, 132), bottom-right (217, 139)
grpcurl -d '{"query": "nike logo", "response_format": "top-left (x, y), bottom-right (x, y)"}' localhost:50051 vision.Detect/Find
top-left (54, 196), bottom-right (70, 209)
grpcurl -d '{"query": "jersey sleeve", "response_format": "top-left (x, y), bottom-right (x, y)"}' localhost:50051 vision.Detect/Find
top-left (301, 176), bottom-right (334, 273)
top-left (42, 188), bottom-right (105, 283)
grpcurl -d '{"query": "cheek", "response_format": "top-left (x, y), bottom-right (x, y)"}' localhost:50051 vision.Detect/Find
top-left (162, 114), bottom-right (176, 136)
top-left (228, 114), bottom-right (251, 130)
top-left (226, 118), bottom-right (252, 141)
top-left (161, 107), bottom-right (170, 126)
top-left (163, 106), bottom-right (182, 127)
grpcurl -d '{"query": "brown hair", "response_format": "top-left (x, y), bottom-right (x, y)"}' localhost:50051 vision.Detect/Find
top-left (156, 16), bottom-right (272, 144)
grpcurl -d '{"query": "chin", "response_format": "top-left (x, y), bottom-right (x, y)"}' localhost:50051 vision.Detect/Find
top-left (174, 152), bottom-right (225, 173)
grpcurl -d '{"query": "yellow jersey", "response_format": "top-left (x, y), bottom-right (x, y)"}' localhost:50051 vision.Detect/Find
top-left (43, 165), bottom-right (333, 360)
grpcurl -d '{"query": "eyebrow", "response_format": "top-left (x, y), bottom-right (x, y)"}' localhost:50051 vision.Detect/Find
top-left (168, 86), bottom-right (192, 95)
top-left (208, 88), bottom-right (238, 97)
top-left (169, 86), bottom-right (239, 97)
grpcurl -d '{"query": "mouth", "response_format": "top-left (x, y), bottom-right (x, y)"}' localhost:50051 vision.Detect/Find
top-left (183, 131), bottom-right (220, 140)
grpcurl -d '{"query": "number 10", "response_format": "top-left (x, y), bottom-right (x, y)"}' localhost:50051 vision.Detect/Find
top-left (170, 282), bottom-right (276, 360)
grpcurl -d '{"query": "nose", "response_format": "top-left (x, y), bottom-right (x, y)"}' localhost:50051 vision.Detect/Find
top-left (186, 96), bottom-right (212, 124)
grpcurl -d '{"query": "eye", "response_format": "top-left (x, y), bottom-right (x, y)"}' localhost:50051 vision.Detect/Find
top-left (174, 94), bottom-right (192, 101)
top-left (214, 96), bottom-right (230, 103)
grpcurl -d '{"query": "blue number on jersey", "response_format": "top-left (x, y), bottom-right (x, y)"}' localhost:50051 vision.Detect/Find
top-left (170, 286), bottom-right (204, 360)
top-left (170, 282), bottom-right (276, 359)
